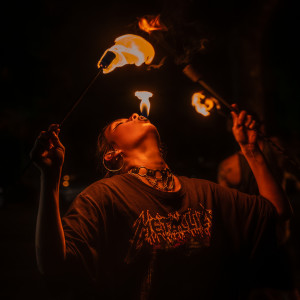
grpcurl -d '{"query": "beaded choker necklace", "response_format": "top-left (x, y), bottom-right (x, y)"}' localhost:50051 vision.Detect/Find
top-left (128, 166), bottom-right (174, 192)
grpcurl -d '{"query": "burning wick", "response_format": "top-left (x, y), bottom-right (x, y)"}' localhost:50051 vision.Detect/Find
top-left (98, 51), bottom-right (117, 70)
top-left (59, 34), bottom-right (155, 127)
top-left (98, 34), bottom-right (155, 74)
top-left (191, 91), bottom-right (220, 117)
top-left (23, 35), bottom-right (155, 179)
top-left (135, 91), bottom-right (153, 118)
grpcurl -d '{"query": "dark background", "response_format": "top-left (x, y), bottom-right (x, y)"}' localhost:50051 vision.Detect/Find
top-left (1, 0), bottom-right (299, 298)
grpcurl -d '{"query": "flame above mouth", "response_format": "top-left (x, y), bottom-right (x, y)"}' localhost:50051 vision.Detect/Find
top-left (138, 115), bottom-right (148, 121)
top-left (135, 91), bottom-right (153, 117)
top-left (98, 34), bottom-right (155, 74)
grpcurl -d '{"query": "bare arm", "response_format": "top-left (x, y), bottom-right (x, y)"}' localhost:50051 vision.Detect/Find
top-left (231, 105), bottom-right (292, 219)
top-left (30, 124), bottom-right (66, 275)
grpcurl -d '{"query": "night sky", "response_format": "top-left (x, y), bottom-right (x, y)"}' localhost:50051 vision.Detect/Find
top-left (0, 0), bottom-right (299, 298)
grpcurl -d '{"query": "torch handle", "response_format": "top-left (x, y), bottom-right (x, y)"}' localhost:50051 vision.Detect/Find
top-left (196, 80), bottom-right (235, 112)
top-left (58, 68), bottom-right (103, 128)
top-left (7, 51), bottom-right (117, 195)
top-left (10, 68), bottom-right (103, 191)
top-left (58, 51), bottom-right (116, 128)
top-left (183, 64), bottom-right (300, 172)
top-left (182, 64), bottom-right (237, 112)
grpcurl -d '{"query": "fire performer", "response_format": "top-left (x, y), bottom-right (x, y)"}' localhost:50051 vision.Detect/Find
top-left (31, 105), bottom-right (292, 299)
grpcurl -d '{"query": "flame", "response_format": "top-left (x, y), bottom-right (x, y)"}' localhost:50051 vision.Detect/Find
top-left (192, 91), bottom-right (219, 117)
top-left (97, 34), bottom-right (155, 74)
top-left (138, 15), bottom-right (168, 34)
top-left (135, 91), bottom-right (153, 117)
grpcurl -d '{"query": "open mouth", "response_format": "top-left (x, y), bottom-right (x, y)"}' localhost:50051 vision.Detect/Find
top-left (138, 115), bottom-right (148, 121)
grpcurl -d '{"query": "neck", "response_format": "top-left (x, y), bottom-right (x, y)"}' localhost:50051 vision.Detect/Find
top-left (124, 141), bottom-right (181, 192)
top-left (123, 143), bottom-right (167, 172)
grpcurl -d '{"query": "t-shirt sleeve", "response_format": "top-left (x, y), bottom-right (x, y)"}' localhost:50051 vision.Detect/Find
top-left (210, 182), bottom-right (294, 290)
top-left (62, 190), bottom-right (109, 280)
top-left (211, 182), bottom-right (278, 256)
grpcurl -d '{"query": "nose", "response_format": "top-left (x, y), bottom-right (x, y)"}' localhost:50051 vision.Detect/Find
top-left (129, 113), bottom-right (139, 121)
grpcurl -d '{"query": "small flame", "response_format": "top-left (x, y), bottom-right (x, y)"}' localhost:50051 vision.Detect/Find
top-left (138, 15), bottom-right (168, 34)
top-left (192, 91), bottom-right (219, 117)
top-left (97, 34), bottom-right (155, 74)
top-left (135, 91), bottom-right (153, 117)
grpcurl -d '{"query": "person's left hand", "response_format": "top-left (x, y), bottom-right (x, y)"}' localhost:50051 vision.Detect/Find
top-left (231, 104), bottom-right (258, 150)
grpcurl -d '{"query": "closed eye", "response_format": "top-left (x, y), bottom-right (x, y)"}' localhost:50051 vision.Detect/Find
top-left (113, 122), bottom-right (124, 131)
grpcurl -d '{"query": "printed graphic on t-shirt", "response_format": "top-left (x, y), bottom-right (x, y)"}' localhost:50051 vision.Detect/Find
top-left (126, 206), bottom-right (212, 263)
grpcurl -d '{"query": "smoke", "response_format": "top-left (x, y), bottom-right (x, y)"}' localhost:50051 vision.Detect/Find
top-left (126, 1), bottom-right (213, 66)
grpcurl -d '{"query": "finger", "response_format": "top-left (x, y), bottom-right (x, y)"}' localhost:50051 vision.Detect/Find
top-left (35, 132), bottom-right (51, 148)
top-left (231, 103), bottom-right (239, 113)
top-left (231, 112), bottom-right (241, 130)
top-left (38, 131), bottom-right (50, 139)
top-left (230, 110), bottom-right (238, 124)
top-left (37, 130), bottom-right (55, 150)
top-left (249, 127), bottom-right (258, 144)
top-left (249, 120), bottom-right (256, 130)
top-left (50, 131), bottom-right (65, 150)
top-left (48, 124), bottom-right (60, 134)
top-left (30, 138), bottom-right (49, 160)
top-left (237, 110), bottom-right (247, 126)
top-left (244, 114), bottom-right (253, 128)
top-left (230, 104), bottom-right (239, 126)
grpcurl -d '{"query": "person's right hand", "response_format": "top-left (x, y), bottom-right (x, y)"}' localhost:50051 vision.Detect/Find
top-left (30, 124), bottom-right (65, 174)
top-left (230, 104), bottom-right (258, 151)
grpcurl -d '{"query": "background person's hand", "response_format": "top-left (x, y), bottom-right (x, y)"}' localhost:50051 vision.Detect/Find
top-left (30, 124), bottom-right (65, 174)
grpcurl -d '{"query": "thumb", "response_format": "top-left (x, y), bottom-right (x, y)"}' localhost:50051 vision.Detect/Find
top-left (50, 131), bottom-right (65, 151)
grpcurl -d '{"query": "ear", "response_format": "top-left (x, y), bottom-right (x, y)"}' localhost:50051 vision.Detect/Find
top-left (104, 149), bottom-right (122, 162)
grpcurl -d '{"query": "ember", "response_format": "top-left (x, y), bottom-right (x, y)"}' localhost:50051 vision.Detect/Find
top-left (138, 15), bottom-right (168, 34)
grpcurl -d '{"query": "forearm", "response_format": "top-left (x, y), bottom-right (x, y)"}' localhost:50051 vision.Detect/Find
top-left (241, 145), bottom-right (292, 219)
top-left (35, 170), bottom-right (66, 275)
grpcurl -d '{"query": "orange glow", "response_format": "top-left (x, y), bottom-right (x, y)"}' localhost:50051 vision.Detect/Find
top-left (63, 175), bottom-right (70, 181)
top-left (62, 181), bottom-right (70, 187)
top-left (97, 34), bottom-right (155, 74)
top-left (135, 91), bottom-right (153, 117)
top-left (138, 15), bottom-right (168, 34)
top-left (192, 92), bottom-right (220, 117)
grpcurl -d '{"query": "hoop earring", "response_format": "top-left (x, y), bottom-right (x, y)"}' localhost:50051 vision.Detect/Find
top-left (102, 152), bottom-right (124, 172)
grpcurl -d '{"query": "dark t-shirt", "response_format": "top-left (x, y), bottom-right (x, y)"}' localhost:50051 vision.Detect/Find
top-left (61, 174), bottom-right (277, 299)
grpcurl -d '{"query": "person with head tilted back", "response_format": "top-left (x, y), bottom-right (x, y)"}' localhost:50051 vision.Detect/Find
top-left (31, 105), bottom-right (292, 300)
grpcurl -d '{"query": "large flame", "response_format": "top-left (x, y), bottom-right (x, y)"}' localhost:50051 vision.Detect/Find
top-left (192, 91), bottom-right (220, 117)
top-left (97, 34), bottom-right (155, 74)
top-left (138, 15), bottom-right (168, 34)
top-left (135, 91), bottom-right (153, 117)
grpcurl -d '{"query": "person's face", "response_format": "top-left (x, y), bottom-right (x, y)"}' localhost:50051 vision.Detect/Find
top-left (105, 113), bottom-right (160, 151)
